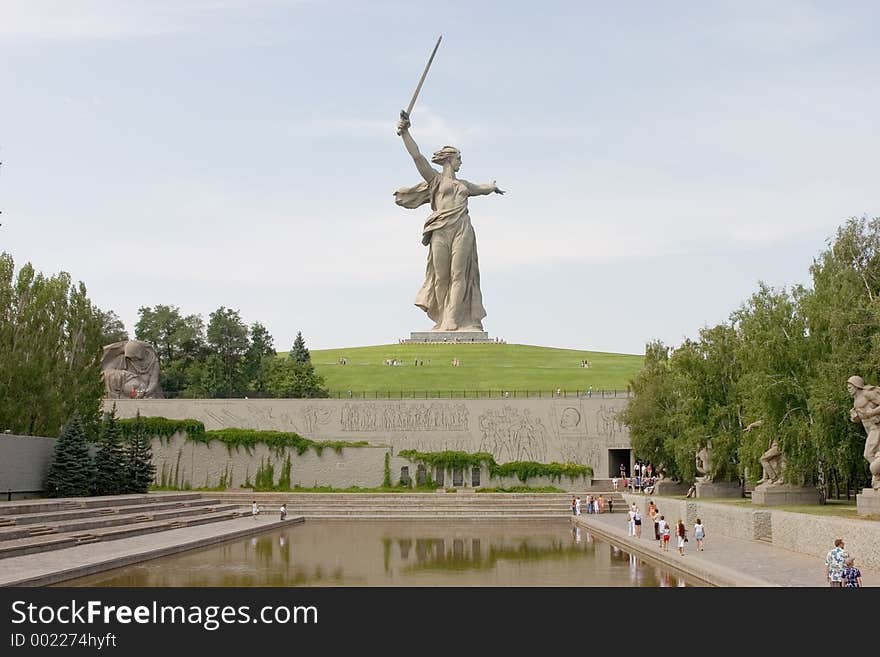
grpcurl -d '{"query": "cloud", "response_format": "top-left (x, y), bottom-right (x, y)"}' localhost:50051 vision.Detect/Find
top-left (0, 0), bottom-right (296, 43)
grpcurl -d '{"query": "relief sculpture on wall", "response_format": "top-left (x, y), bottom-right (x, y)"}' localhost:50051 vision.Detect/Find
top-left (477, 406), bottom-right (548, 462)
top-left (340, 403), bottom-right (468, 432)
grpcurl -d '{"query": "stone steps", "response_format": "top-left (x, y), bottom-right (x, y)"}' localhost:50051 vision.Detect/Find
top-left (0, 498), bottom-right (216, 526)
top-left (217, 491), bottom-right (629, 518)
top-left (0, 501), bottom-right (238, 542)
top-left (0, 493), bottom-right (203, 516)
top-left (0, 508), bottom-right (243, 559)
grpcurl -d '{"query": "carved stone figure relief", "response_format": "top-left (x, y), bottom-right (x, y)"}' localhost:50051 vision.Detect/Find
top-left (339, 402), bottom-right (468, 432)
top-left (477, 406), bottom-right (548, 462)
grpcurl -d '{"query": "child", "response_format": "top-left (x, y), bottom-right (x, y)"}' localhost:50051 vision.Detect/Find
top-left (841, 556), bottom-right (862, 588)
top-left (252, 500), bottom-right (260, 518)
top-left (693, 518), bottom-right (705, 551)
top-left (660, 516), bottom-right (670, 551)
top-left (280, 503), bottom-right (287, 521)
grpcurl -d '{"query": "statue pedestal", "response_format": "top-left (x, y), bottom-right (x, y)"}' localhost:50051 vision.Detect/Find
top-left (404, 331), bottom-right (495, 344)
top-left (653, 480), bottom-right (688, 496)
top-left (856, 488), bottom-right (880, 517)
top-left (695, 481), bottom-right (742, 498)
top-left (751, 483), bottom-right (820, 506)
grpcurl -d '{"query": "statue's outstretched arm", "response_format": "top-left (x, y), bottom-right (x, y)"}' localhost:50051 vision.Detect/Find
top-left (464, 180), bottom-right (505, 196)
top-left (397, 113), bottom-right (435, 183)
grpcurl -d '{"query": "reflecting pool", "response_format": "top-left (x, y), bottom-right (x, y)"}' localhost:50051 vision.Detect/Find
top-left (63, 519), bottom-right (701, 587)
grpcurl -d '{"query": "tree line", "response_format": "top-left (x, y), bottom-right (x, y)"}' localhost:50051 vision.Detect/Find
top-left (44, 409), bottom-right (155, 497)
top-left (621, 216), bottom-right (880, 497)
top-left (0, 251), bottom-right (327, 441)
top-left (132, 304), bottom-right (327, 400)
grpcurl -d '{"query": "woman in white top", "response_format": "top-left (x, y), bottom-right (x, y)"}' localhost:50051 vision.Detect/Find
top-left (693, 518), bottom-right (705, 551)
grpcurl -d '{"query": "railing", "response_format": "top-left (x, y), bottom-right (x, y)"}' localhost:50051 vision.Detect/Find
top-left (327, 389), bottom-right (633, 400)
top-left (144, 389), bottom-right (633, 400)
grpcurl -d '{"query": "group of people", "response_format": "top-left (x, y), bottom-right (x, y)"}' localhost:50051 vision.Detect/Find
top-left (624, 500), bottom-right (705, 557)
top-left (252, 500), bottom-right (288, 522)
top-left (571, 495), bottom-right (608, 515)
top-left (824, 538), bottom-right (863, 587)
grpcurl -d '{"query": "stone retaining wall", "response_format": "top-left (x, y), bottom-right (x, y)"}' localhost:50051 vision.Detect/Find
top-left (153, 432), bottom-right (591, 491)
top-left (622, 493), bottom-right (880, 571)
top-left (108, 397), bottom-right (631, 478)
top-left (0, 435), bottom-right (58, 497)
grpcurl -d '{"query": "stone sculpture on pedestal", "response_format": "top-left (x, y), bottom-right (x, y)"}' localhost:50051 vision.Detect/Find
top-left (101, 339), bottom-right (163, 399)
top-left (847, 375), bottom-right (880, 491)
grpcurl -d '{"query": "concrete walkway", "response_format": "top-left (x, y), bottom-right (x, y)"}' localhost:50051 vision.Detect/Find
top-left (0, 515), bottom-right (303, 587)
top-left (573, 511), bottom-right (880, 587)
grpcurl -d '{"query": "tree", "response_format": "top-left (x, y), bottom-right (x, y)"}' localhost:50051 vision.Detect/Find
top-left (93, 406), bottom-right (127, 495)
top-left (205, 306), bottom-right (249, 397)
top-left (245, 322), bottom-right (276, 395)
top-left (45, 415), bottom-right (94, 497)
top-left (96, 309), bottom-right (128, 345)
top-left (732, 283), bottom-right (816, 485)
top-left (125, 412), bottom-right (156, 493)
top-left (800, 216), bottom-right (880, 493)
top-left (135, 305), bottom-right (206, 397)
top-left (0, 253), bottom-right (106, 437)
top-left (620, 341), bottom-right (682, 481)
top-left (290, 331), bottom-right (311, 363)
top-left (266, 358), bottom-right (329, 399)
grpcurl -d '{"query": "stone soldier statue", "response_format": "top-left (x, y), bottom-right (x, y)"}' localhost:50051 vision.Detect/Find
top-left (757, 437), bottom-right (785, 486)
top-left (695, 445), bottom-right (713, 483)
top-left (745, 419), bottom-right (785, 486)
top-left (847, 375), bottom-right (880, 491)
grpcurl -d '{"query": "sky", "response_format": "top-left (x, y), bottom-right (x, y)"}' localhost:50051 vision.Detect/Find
top-left (1, 1), bottom-right (878, 355)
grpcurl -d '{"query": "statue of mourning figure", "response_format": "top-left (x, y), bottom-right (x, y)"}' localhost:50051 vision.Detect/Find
top-left (101, 339), bottom-right (163, 399)
top-left (745, 420), bottom-right (786, 487)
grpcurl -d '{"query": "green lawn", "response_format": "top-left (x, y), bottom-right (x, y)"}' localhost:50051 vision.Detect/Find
top-left (289, 343), bottom-right (643, 396)
top-left (683, 497), bottom-right (875, 521)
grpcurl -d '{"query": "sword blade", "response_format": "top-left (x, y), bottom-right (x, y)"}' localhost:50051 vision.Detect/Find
top-left (405, 35), bottom-right (442, 116)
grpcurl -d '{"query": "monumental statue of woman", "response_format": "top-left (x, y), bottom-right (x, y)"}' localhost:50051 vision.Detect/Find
top-left (394, 112), bottom-right (504, 332)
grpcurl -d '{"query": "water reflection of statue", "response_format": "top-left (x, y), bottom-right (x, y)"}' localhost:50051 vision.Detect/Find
top-left (101, 340), bottom-right (163, 399)
top-left (847, 375), bottom-right (880, 491)
top-left (695, 445), bottom-right (713, 483)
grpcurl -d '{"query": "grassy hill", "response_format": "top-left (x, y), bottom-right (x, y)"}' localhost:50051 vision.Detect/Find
top-left (297, 343), bottom-right (643, 397)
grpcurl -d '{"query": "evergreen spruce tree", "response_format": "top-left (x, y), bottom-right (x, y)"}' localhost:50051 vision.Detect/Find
top-left (125, 412), bottom-right (156, 493)
top-left (45, 415), bottom-right (94, 498)
top-left (290, 330), bottom-right (311, 363)
top-left (93, 407), bottom-right (127, 495)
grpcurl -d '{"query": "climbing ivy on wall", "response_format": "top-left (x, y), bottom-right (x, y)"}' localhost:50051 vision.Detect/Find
top-left (117, 417), bottom-right (368, 455)
top-left (398, 449), bottom-right (592, 483)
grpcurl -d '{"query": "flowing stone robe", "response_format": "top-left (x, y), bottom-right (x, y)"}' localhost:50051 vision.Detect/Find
top-left (395, 175), bottom-right (486, 331)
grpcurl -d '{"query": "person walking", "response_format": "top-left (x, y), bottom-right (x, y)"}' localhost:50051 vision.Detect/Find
top-left (841, 556), bottom-right (862, 588)
top-left (571, 497), bottom-right (577, 516)
top-left (633, 507), bottom-right (642, 538)
top-left (659, 515), bottom-right (670, 551)
top-left (575, 496), bottom-right (582, 516)
top-left (627, 505), bottom-right (636, 536)
top-left (824, 538), bottom-right (848, 587)
top-left (676, 518), bottom-right (688, 555)
top-left (251, 500), bottom-right (260, 519)
top-left (649, 504), bottom-right (659, 541)
top-left (693, 518), bottom-right (705, 551)
top-left (597, 495), bottom-right (605, 514)
top-left (280, 503), bottom-right (287, 521)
